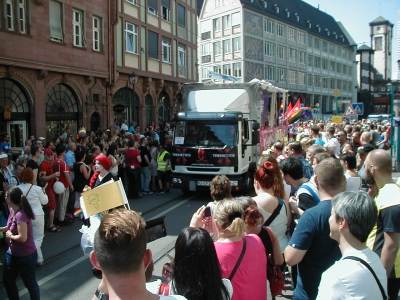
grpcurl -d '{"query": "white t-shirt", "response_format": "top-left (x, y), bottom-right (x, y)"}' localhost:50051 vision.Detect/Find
top-left (344, 173), bottom-right (362, 192)
top-left (317, 248), bottom-right (387, 300)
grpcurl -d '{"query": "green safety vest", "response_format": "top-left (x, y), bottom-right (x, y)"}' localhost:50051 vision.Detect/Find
top-left (157, 150), bottom-right (171, 171)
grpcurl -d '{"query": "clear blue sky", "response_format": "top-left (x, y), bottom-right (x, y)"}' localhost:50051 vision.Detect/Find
top-left (303, 0), bottom-right (399, 79)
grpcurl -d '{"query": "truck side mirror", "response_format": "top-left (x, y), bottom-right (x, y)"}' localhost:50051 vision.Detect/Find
top-left (252, 122), bottom-right (260, 145)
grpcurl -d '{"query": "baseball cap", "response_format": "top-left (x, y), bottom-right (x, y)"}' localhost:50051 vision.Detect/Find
top-left (44, 148), bottom-right (53, 155)
top-left (0, 153), bottom-right (8, 159)
top-left (357, 144), bottom-right (374, 155)
top-left (38, 137), bottom-right (46, 141)
top-left (139, 135), bottom-right (145, 139)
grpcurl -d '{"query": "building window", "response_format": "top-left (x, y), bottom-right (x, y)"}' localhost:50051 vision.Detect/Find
top-left (307, 74), bottom-right (313, 86)
top-left (222, 15), bottom-right (230, 30)
top-left (72, 9), bottom-right (84, 47)
top-left (162, 37), bottom-right (171, 62)
top-left (178, 43), bottom-right (186, 66)
top-left (233, 62), bottom-right (241, 77)
top-left (214, 41), bottom-right (221, 56)
top-left (148, 31), bottom-right (159, 59)
top-left (126, 0), bottom-right (137, 4)
top-left (330, 78), bottom-right (335, 89)
top-left (201, 67), bottom-right (211, 79)
top-left (277, 23), bottom-right (285, 37)
top-left (201, 43), bottom-right (211, 56)
top-left (337, 63), bottom-right (342, 74)
top-left (288, 70), bottom-right (296, 83)
top-left (295, 14), bottom-right (299, 22)
top-left (265, 42), bottom-right (275, 57)
top-left (343, 65), bottom-right (347, 75)
top-left (288, 48), bottom-right (296, 62)
top-left (125, 22), bottom-right (138, 53)
top-left (49, 0), bottom-right (64, 42)
top-left (298, 72), bottom-right (305, 85)
top-left (265, 65), bottom-right (275, 80)
top-left (92, 16), bottom-right (101, 51)
top-left (329, 44), bottom-right (336, 55)
top-left (314, 38), bottom-right (320, 50)
top-left (18, 0), bottom-right (27, 33)
top-left (322, 59), bottom-right (328, 70)
top-left (213, 18), bottom-right (220, 31)
top-left (308, 36), bottom-right (313, 48)
top-left (223, 64), bottom-right (231, 75)
top-left (277, 68), bottom-right (286, 82)
top-left (265, 19), bottom-right (274, 34)
top-left (299, 51), bottom-right (305, 64)
top-left (314, 57), bottom-right (321, 68)
top-left (277, 45), bottom-right (286, 59)
top-left (232, 12), bottom-right (240, 27)
top-left (161, 0), bottom-right (170, 21)
top-left (315, 75), bottom-right (321, 88)
top-left (308, 54), bottom-right (313, 67)
top-left (298, 31), bottom-right (305, 44)
top-left (214, 65), bottom-right (222, 73)
top-left (233, 37), bottom-right (241, 52)
top-left (147, 0), bottom-right (158, 15)
top-left (6, 0), bottom-right (14, 30)
top-left (177, 4), bottom-right (185, 27)
top-left (223, 39), bottom-right (230, 54)
top-left (288, 27), bottom-right (295, 41)
top-left (214, 0), bottom-right (224, 7)
top-left (322, 41), bottom-right (328, 52)
top-left (322, 78), bottom-right (328, 89)
top-left (201, 19), bottom-right (212, 40)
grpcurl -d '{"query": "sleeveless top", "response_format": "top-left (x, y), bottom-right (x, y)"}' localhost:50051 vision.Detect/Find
top-left (258, 203), bottom-right (289, 253)
top-left (73, 162), bottom-right (89, 192)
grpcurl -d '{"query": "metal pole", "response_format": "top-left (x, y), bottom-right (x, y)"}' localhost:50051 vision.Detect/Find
top-left (132, 82), bottom-right (135, 125)
top-left (335, 97), bottom-right (338, 115)
top-left (390, 84), bottom-right (394, 158)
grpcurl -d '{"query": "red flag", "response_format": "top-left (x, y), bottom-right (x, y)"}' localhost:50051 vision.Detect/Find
top-left (286, 99), bottom-right (301, 119)
top-left (285, 102), bottom-right (293, 117)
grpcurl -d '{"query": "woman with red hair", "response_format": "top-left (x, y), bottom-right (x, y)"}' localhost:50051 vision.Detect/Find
top-left (89, 155), bottom-right (113, 189)
top-left (253, 161), bottom-right (289, 253)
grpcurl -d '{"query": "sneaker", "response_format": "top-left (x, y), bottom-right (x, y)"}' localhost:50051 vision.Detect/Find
top-left (166, 189), bottom-right (170, 194)
top-left (146, 190), bottom-right (153, 194)
top-left (157, 190), bottom-right (164, 195)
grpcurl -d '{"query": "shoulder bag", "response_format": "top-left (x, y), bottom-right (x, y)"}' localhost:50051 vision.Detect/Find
top-left (263, 197), bottom-right (284, 226)
top-left (343, 256), bottom-right (387, 300)
top-left (264, 227), bottom-right (285, 297)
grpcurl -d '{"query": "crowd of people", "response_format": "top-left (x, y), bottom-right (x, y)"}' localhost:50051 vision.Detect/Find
top-left (0, 117), bottom-right (399, 300)
top-left (0, 121), bottom-right (177, 299)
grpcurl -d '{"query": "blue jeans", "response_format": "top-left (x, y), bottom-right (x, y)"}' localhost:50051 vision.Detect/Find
top-left (141, 166), bottom-right (151, 192)
top-left (3, 249), bottom-right (40, 300)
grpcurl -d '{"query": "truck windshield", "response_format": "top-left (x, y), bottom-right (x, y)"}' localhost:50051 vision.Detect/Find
top-left (173, 121), bottom-right (237, 146)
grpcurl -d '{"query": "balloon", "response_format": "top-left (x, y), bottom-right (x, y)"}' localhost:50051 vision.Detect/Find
top-left (53, 181), bottom-right (65, 194)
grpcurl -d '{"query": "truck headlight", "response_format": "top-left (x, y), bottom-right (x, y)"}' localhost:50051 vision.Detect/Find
top-left (230, 181), bottom-right (238, 186)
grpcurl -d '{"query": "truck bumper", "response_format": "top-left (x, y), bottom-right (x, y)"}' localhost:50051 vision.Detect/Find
top-left (170, 173), bottom-right (248, 192)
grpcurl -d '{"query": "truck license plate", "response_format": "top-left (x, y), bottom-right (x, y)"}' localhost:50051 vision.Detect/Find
top-left (196, 181), bottom-right (211, 186)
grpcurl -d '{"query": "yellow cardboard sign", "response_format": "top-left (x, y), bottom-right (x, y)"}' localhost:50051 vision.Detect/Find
top-left (80, 180), bottom-right (128, 218)
top-left (332, 116), bottom-right (343, 124)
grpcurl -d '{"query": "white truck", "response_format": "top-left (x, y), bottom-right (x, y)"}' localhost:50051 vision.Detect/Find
top-left (170, 79), bottom-right (288, 193)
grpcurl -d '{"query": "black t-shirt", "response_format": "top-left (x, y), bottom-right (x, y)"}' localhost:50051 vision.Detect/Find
top-left (26, 159), bottom-right (39, 171)
top-left (139, 146), bottom-right (150, 167)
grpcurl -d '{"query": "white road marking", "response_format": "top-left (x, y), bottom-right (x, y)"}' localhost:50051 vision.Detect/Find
top-left (16, 255), bottom-right (88, 298)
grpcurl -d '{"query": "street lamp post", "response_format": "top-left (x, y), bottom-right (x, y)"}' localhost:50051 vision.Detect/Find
top-left (128, 72), bottom-right (137, 126)
top-left (387, 82), bottom-right (395, 159)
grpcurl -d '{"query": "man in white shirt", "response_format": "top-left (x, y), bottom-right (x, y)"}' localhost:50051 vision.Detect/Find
top-left (317, 191), bottom-right (387, 299)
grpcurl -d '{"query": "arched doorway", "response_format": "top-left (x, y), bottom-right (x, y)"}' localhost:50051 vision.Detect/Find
top-left (145, 94), bottom-right (153, 126)
top-left (112, 87), bottom-right (138, 126)
top-left (90, 112), bottom-right (101, 132)
top-left (0, 78), bottom-right (30, 149)
top-left (45, 83), bottom-right (79, 142)
top-left (158, 91), bottom-right (170, 122)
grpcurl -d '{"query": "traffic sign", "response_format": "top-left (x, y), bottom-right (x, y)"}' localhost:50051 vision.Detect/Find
top-left (333, 89), bottom-right (341, 97)
top-left (344, 104), bottom-right (357, 117)
top-left (351, 103), bottom-right (364, 115)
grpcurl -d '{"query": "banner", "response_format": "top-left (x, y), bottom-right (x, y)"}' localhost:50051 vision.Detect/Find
top-left (80, 180), bottom-right (129, 218)
top-left (259, 126), bottom-right (288, 153)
